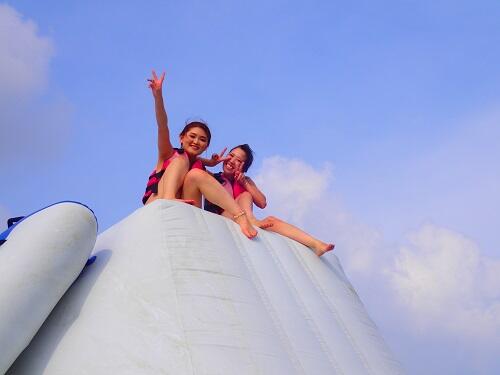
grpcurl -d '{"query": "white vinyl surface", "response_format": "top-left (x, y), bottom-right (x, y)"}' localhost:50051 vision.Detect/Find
top-left (8, 200), bottom-right (403, 374)
top-left (0, 202), bottom-right (97, 374)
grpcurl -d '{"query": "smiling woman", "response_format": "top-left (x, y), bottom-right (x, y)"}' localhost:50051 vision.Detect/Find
top-left (203, 144), bottom-right (335, 256)
top-left (141, 70), bottom-right (257, 239)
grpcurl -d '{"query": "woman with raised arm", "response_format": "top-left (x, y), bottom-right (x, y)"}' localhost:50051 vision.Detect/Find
top-left (204, 144), bottom-right (334, 256)
top-left (142, 71), bottom-right (257, 239)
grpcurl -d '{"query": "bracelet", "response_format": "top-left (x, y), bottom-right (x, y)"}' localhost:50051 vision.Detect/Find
top-left (233, 211), bottom-right (246, 220)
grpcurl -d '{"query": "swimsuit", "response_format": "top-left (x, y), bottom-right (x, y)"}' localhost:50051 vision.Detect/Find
top-left (142, 148), bottom-right (204, 205)
top-left (204, 172), bottom-right (246, 214)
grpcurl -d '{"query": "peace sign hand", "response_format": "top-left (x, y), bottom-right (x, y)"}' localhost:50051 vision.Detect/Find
top-left (234, 167), bottom-right (247, 185)
top-left (209, 147), bottom-right (230, 166)
top-left (147, 70), bottom-right (165, 98)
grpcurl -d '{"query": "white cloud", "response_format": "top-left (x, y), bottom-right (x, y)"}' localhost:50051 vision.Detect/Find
top-left (390, 108), bottom-right (500, 257)
top-left (253, 156), bottom-right (332, 224)
top-left (0, 4), bottom-right (70, 163)
top-left (388, 224), bottom-right (500, 340)
top-left (253, 156), bottom-right (384, 275)
top-left (0, 4), bottom-right (53, 99)
top-left (327, 212), bottom-right (383, 274)
top-left (252, 154), bottom-right (500, 373)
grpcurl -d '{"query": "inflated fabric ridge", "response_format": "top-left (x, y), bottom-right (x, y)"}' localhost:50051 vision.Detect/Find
top-left (8, 200), bottom-right (403, 375)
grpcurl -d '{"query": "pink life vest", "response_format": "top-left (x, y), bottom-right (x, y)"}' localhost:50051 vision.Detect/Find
top-left (142, 148), bottom-right (204, 205)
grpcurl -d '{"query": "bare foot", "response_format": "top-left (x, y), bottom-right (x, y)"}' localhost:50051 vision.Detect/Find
top-left (234, 213), bottom-right (257, 239)
top-left (311, 241), bottom-right (335, 257)
top-left (250, 218), bottom-right (274, 229)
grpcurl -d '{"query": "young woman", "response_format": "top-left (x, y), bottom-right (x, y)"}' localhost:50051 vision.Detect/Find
top-left (142, 71), bottom-right (257, 239)
top-left (204, 144), bottom-right (334, 256)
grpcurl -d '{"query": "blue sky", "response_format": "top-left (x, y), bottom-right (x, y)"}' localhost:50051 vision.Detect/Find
top-left (1, 1), bottom-right (499, 373)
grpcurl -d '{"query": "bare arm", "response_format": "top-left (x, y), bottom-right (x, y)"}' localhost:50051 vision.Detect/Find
top-left (199, 147), bottom-right (230, 168)
top-left (148, 70), bottom-right (174, 164)
top-left (235, 171), bottom-right (267, 209)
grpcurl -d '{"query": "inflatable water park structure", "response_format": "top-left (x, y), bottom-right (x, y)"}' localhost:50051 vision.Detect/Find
top-left (0, 200), bottom-right (404, 374)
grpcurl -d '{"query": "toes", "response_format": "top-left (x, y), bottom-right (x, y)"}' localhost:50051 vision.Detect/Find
top-left (316, 244), bottom-right (335, 256)
top-left (256, 219), bottom-right (273, 229)
top-left (246, 229), bottom-right (257, 239)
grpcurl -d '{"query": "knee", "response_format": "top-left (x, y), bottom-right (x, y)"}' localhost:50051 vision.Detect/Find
top-left (184, 168), bottom-right (206, 184)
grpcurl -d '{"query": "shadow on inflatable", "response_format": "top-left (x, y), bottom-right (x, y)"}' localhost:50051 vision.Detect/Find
top-left (7, 249), bottom-right (112, 374)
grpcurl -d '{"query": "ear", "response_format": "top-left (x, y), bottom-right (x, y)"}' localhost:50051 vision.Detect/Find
top-left (179, 134), bottom-right (184, 147)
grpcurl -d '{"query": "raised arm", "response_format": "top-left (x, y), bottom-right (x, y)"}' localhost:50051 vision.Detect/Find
top-left (235, 170), bottom-right (267, 209)
top-left (148, 70), bottom-right (174, 162)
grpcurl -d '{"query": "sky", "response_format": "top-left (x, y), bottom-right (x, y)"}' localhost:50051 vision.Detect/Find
top-left (1, 0), bottom-right (499, 373)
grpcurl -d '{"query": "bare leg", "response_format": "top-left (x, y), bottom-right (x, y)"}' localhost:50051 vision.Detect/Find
top-left (182, 169), bottom-right (257, 239)
top-left (263, 216), bottom-right (334, 256)
top-left (231, 192), bottom-right (273, 229)
top-left (146, 155), bottom-right (194, 205)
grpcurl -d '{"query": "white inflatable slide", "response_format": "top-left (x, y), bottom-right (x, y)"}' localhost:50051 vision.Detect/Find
top-left (8, 200), bottom-right (403, 374)
top-left (0, 202), bottom-right (97, 374)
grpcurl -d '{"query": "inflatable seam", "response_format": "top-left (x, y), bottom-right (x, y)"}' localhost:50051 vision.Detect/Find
top-left (226, 224), bottom-right (305, 375)
top-left (195, 210), bottom-right (261, 374)
top-left (290, 241), bottom-right (374, 375)
top-left (160, 206), bottom-right (195, 374)
top-left (304, 250), bottom-right (403, 374)
top-left (261, 234), bottom-right (344, 374)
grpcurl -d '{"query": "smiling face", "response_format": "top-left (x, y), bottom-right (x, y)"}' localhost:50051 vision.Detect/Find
top-left (179, 126), bottom-right (209, 156)
top-left (223, 147), bottom-right (248, 177)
